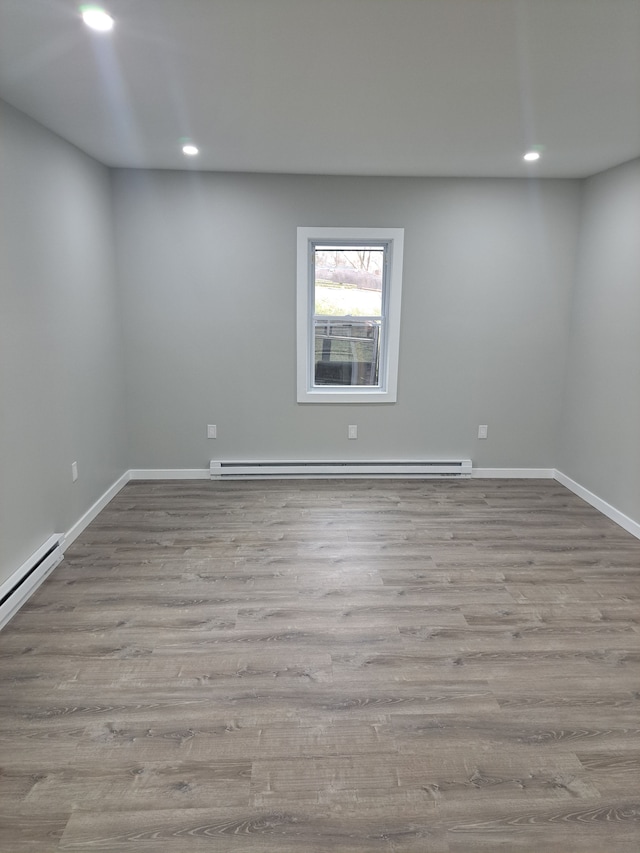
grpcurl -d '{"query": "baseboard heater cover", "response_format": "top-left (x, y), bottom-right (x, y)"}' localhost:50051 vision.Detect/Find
top-left (0, 535), bottom-right (64, 631)
top-left (210, 459), bottom-right (472, 479)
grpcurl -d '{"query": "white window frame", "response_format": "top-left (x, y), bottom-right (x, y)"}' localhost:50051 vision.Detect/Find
top-left (296, 227), bottom-right (404, 403)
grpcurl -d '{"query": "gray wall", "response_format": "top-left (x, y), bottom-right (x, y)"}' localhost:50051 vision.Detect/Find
top-left (113, 170), bottom-right (580, 469)
top-left (558, 159), bottom-right (640, 522)
top-left (3, 99), bottom-right (637, 589)
top-left (0, 101), bottom-right (127, 585)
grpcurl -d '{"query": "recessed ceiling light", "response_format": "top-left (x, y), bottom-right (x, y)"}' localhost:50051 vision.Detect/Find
top-left (80, 6), bottom-right (114, 32)
top-left (182, 144), bottom-right (199, 156)
top-left (523, 151), bottom-right (541, 162)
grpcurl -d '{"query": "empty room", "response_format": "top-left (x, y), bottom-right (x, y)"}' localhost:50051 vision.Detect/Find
top-left (1, 0), bottom-right (639, 851)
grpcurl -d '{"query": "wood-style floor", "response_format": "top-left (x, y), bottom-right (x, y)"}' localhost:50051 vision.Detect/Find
top-left (1, 478), bottom-right (640, 852)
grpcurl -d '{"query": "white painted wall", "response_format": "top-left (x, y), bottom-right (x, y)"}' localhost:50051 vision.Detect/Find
top-left (113, 170), bottom-right (580, 470)
top-left (558, 158), bottom-right (640, 524)
top-left (0, 101), bottom-right (127, 585)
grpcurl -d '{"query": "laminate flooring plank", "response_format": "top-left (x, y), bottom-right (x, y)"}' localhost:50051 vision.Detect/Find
top-left (398, 622), bottom-right (640, 647)
top-left (445, 805), bottom-right (640, 853)
top-left (7, 606), bottom-right (239, 634)
top-left (0, 810), bottom-right (69, 853)
top-left (254, 721), bottom-right (397, 758)
top-left (21, 760), bottom-right (252, 813)
top-left (396, 749), bottom-right (599, 804)
top-left (58, 807), bottom-right (451, 852)
top-left (1, 478), bottom-right (639, 852)
top-left (388, 712), bottom-right (640, 756)
top-left (575, 751), bottom-right (640, 799)
top-left (235, 604), bottom-right (471, 631)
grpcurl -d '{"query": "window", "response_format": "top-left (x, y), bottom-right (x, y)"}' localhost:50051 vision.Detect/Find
top-left (297, 227), bottom-right (404, 403)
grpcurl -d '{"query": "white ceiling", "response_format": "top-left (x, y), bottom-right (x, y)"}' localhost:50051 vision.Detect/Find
top-left (1, 0), bottom-right (639, 177)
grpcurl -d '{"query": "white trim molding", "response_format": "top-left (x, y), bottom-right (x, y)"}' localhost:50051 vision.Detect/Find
top-left (553, 469), bottom-right (640, 541)
top-left (129, 468), bottom-right (210, 480)
top-left (296, 226), bottom-right (404, 403)
top-left (63, 470), bottom-right (131, 550)
top-left (472, 468), bottom-right (554, 479)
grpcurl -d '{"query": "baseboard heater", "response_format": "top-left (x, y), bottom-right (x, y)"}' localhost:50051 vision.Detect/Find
top-left (0, 535), bottom-right (64, 631)
top-left (210, 459), bottom-right (472, 479)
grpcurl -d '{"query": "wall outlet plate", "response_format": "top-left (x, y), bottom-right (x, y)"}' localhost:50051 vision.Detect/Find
top-left (207, 424), bottom-right (217, 439)
top-left (348, 425), bottom-right (358, 439)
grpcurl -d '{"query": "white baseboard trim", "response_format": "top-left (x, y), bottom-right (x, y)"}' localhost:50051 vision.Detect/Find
top-left (553, 469), bottom-right (640, 541)
top-left (472, 468), bottom-right (554, 479)
top-left (129, 468), bottom-right (210, 480)
top-left (62, 470), bottom-right (131, 551)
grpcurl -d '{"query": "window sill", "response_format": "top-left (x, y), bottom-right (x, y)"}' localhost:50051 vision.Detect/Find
top-left (297, 388), bottom-right (397, 404)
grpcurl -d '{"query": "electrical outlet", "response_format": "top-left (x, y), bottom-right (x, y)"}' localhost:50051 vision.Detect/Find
top-left (348, 424), bottom-right (358, 439)
top-left (71, 461), bottom-right (78, 482)
top-left (207, 424), bottom-right (217, 439)
top-left (478, 424), bottom-right (488, 439)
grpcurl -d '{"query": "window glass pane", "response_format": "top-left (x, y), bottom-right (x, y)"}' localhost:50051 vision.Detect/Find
top-left (314, 318), bottom-right (382, 386)
top-left (314, 247), bottom-right (384, 317)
